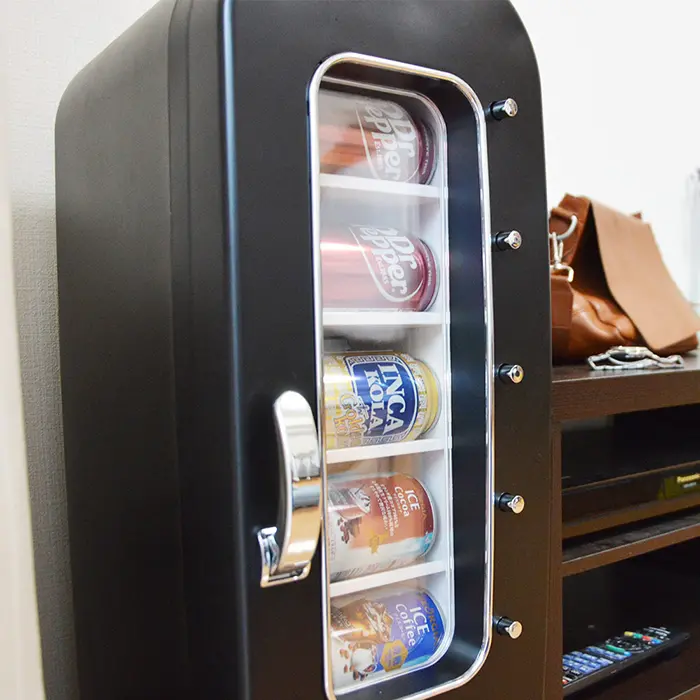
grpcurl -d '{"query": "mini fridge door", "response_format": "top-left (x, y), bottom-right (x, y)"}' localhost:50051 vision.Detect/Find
top-left (211, 1), bottom-right (551, 694)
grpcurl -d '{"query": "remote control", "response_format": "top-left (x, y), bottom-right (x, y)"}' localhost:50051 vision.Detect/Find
top-left (562, 626), bottom-right (690, 695)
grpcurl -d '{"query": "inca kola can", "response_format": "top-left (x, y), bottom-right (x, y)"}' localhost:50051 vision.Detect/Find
top-left (323, 352), bottom-right (440, 449)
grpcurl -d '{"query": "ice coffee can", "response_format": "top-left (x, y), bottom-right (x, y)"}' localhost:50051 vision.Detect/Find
top-left (331, 587), bottom-right (445, 687)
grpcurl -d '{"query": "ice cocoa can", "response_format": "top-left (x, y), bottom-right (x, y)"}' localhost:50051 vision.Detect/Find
top-left (331, 587), bottom-right (445, 687)
top-left (321, 224), bottom-right (438, 311)
top-left (328, 473), bottom-right (435, 581)
top-left (319, 90), bottom-right (436, 184)
top-left (324, 352), bottom-right (440, 449)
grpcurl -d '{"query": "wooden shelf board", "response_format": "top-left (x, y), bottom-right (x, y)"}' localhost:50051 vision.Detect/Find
top-left (672, 685), bottom-right (700, 700)
top-left (562, 511), bottom-right (700, 577)
top-left (552, 352), bottom-right (700, 422)
top-left (563, 491), bottom-right (700, 540)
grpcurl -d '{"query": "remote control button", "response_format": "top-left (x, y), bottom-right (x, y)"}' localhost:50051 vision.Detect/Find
top-left (582, 654), bottom-right (612, 666)
top-left (605, 644), bottom-right (632, 656)
top-left (587, 647), bottom-right (622, 661)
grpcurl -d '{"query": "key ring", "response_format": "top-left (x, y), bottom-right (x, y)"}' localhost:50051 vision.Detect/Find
top-left (588, 346), bottom-right (684, 371)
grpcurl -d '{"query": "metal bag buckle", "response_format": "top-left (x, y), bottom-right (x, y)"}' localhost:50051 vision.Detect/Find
top-left (549, 213), bottom-right (577, 283)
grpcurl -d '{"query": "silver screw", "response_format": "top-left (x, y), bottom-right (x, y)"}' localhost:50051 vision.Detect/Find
top-left (502, 98), bottom-right (519, 118)
top-left (503, 620), bottom-right (523, 639)
top-left (504, 230), bottom-right (522, 250)
top-left (494, 229), bottom-right (523, 251)
top-left (499, 364), bottom-right (525, 384)
top-left (495, 617), bottom-right (524, 639)
top-left (490, 98), bottom-right (519, 120)
top-left (506, 494), bottom-right (525, 514)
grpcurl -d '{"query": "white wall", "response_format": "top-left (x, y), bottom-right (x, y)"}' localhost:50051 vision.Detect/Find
top-left (512, 0), bottom-right (700, 297)
top-left (6, 2), bottom-right (155, 698)
top-left (0, 77), bottom-right (46, 700)
top-left (6, 1), bottom-right (699, 698)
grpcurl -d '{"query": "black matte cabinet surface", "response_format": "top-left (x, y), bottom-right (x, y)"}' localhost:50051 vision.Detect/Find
top-left (55, 2), bottom-right (551, 699)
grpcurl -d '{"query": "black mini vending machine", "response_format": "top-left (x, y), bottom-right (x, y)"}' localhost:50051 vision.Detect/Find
top-left (55, 1), bottom-right (552, 699)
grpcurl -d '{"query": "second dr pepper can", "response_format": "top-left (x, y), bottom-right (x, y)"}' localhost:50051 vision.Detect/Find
top-left (320, 224), bottom-right (439, 311)
top-left (328, 473), bottom-right (435, 581)
top-left (319, 90), bottom-right (436, 184)
top-left (323, 352), bottom-right (440, 449)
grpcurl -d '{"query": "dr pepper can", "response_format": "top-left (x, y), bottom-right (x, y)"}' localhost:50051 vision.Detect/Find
top-left (320, 224), bottom-right (439, 312)
top-left (319, 90), bottom-right (436, 184)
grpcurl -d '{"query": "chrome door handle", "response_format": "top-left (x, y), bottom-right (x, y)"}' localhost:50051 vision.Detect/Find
top-left (258, 391), bottom-right (322, 588)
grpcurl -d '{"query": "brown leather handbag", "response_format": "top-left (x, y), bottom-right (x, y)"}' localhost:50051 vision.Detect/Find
top-left (550, 194), bottom-right (700, 362)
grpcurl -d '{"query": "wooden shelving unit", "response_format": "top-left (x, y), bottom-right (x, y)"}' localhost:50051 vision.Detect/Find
top-left (549, 353), bottom-right (700, 700)
top-left (563, 487), bottom-right (700, 540)
top-left (562, 510), bottom-right (700, 577)
top-left (552, 353), bottom-right (700, 422)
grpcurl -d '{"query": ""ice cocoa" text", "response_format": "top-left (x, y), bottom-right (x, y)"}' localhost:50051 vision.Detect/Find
top-left (394, 485), bottom-right (422, 517)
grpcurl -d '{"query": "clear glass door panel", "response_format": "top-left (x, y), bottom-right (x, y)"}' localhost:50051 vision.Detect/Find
top-left (310, 56), bottom-right (492, 700)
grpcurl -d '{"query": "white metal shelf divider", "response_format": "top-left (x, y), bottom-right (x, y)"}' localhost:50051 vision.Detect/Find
top-left (323, 310), bottom-right (443, 329)
top-left (326, 437), bottom-right (444, 465)
top-left (329, 559), bottom-right (447, 599)
top-left (320, 173), bottom-right (441, 199)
